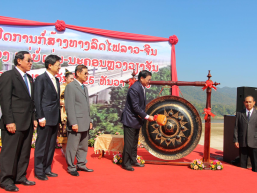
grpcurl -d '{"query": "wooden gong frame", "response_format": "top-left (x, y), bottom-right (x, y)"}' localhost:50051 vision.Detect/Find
top-left (124, 70), bottom-right (220, 167)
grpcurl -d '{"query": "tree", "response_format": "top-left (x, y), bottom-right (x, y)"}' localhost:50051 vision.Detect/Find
top-left (88, 104), bottom-right (124, 146)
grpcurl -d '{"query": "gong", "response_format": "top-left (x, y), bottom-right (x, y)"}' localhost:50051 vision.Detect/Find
top-left (139, 95), bottom-right (202, 160)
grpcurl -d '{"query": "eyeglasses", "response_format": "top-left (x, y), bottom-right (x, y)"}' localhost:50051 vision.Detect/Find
top-left (27, 59), bottom-right (33, 63)
top-left (84, 73), bottom-right (89, 75)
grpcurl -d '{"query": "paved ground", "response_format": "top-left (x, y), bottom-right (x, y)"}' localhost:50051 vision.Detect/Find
top-left (199, 123), bottom-right (224, 151)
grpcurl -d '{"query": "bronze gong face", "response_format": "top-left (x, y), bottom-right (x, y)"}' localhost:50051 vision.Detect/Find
top-left (139, 96), bottom-right (202, 160)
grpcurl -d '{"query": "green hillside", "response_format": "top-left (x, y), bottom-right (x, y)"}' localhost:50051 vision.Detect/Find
top-left (179, 87), bottom-right (236, 117)
top-left (179, 86), bottom-right (236, 105)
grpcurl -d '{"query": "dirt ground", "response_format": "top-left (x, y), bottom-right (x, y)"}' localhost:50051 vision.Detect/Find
top-left (199, 123), bottom-right (224, 151)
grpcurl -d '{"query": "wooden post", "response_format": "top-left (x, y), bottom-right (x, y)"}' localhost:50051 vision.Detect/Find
top-left (203, 70), bottom-right (212, 163)
top-left (170, 63), bottom-right (172, 95)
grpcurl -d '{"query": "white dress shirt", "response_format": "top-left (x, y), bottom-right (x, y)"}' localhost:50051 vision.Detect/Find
top-left (46, 70), bottom-right (58, 93)
top-left (39, 71), bottom-right (58, 123)
top-left (246, 108), bottom-right (254, 118)
top-left (74, 78), bottom-right (83, 86)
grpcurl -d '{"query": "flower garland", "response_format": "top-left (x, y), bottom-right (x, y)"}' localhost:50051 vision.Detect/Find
top-left (190, 159), bottom-right (205, 170)
top-left (113, 154), bottom-right (145, 165)
top-left (113, 153), bottom-right (123, 164)
top-left (210, 160), bottom-right (223, 170)
top-left (137, 155), bottom-right (145, 164)
top-left (190, 159), bottom-right (224, 170)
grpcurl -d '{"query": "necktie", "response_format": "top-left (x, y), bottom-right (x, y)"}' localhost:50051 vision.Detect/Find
top-left (143, 87), bottom-right (146, 106)
top-left (51, 77), bottom-right (58, 93)
top-left (248, 111), bottom-right (251, 121)
top-left (23, 74), bottom-right (30, 96)
top-left (81, 84), bottom-right (84, 90)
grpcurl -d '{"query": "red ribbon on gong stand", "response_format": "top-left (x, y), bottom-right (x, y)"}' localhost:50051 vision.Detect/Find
top-left (202, 80), bottom-right (217, 91)
top-left (203, 108), bottom-right (216, 120)
top-left (128, 78), bottom-right (136, 88)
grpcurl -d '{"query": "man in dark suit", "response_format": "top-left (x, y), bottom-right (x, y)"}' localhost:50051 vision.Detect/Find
top-left (120, 70), bottom-right (154, 171)
top-left (64, 65), bottom-right (93, 176)
top-left (234, 95), bottom-right (257, 172)
top-left (0, 51), bottom-right (37, 192)
top-left (34, 55), bottom-right (61, 180)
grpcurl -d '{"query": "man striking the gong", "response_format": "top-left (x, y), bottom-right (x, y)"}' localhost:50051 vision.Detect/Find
top-left (120, 70), bottom-right (154, 171)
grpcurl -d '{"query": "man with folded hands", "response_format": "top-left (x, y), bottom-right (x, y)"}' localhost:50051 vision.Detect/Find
top-left (64, 65), bottom-right (93, 176)
top-left (234, 95), bottom-right (257, 172)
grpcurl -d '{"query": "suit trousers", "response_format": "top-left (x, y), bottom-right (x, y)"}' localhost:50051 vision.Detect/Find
top-left (65, 130), bottom-right (89, 172)
top-left (34, 125), bottom-right (58, 176)
top-left (239, 146), bottom-right (257, 172)
top-left (0, 123), bottom-right (33, 185)
top-left (122, 126), bottom-right (140, 167)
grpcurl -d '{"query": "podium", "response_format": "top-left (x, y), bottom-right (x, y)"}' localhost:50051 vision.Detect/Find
top-left (223, 115), bottom-right (239, 163)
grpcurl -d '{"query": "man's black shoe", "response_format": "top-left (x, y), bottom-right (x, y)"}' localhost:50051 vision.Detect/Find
top-left (68, 171), bottom-right (79, 176)
top-left (35, 175), bottom-right (48, 181)
top-left (77, 167), bottom-right (94, 172)
top-left (122, 166), bottom-right (134, 171)
top-left (16, 179), bottom-right (36, 186)
top-left (0, 184), bottom-right (19, 192)
top-left (132, 162), bottom-right (145, 167)
top-left (45, 172), bottom-right (58, 177)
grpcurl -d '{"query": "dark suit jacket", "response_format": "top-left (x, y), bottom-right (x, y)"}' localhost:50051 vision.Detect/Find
top-left (34, 72), bottom-right (60, 126)
top-left (0, 68), bottom-right (35, 131)
top-left (234, 108), bottom-right (257, 148)
top-left (120, 81), bottom-right (147, 129)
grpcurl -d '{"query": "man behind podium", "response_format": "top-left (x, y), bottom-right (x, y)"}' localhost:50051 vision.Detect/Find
top-left (0, 51), bottom-right (37, 192)
top-left (64, 65), bottom-right (93, 176)
top-left (234, 95), bottom-right (257, 172)
top-left (34, 55), bottom-right (61, 180)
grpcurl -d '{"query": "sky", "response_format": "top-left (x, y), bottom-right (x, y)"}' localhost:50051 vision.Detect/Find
top-left (1, 0), bottom-right (256, 88)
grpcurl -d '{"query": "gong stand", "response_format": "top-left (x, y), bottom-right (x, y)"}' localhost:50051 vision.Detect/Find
top-left (124, 70), bottom-right (220, 167)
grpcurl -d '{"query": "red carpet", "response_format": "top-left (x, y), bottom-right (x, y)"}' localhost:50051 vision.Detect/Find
top-left (2, 145), bottom-right (257, 193)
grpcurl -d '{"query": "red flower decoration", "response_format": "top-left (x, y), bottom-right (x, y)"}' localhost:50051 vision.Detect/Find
top-left (169, 35), bottom-right (179, 45)
top-left (55, 20), bottom-right (66, 31)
